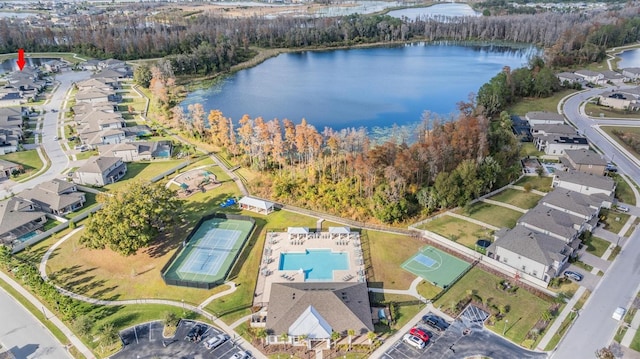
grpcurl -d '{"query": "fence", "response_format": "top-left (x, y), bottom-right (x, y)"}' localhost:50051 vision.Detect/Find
top-left (160, 213), bottom-right (256, 289)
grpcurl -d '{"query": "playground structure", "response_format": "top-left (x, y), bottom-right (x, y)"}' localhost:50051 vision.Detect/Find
top-left (170, 166), bottom-right (221, 198)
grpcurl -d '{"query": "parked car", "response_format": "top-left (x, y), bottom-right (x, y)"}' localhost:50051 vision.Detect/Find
top-left (617, 205), bottom-right (629, 213)
top-left (613, 307), bottom-right (626, 321)
top-left (53, 136), bottom-right (59, 141)
top-left (204, 334), bottom-right (230, 349)
top-left (402, 334), bottom-right (425, 350)
top-left (422, 314), bottom-right (450, 332)
top-left (409, 327), bottom-right (429, 343)
top-left (230, 350), bottom-right (251, 359)
top-left (564, 270), bottom-right (583, 282)
top-left (184, 324), bottom-right (206, 342)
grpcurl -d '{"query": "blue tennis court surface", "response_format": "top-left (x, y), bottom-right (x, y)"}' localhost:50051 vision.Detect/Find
top-left (414, 253), bottom-right (436, 267)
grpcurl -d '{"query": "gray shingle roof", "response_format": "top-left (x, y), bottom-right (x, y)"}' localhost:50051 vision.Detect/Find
top-left (541, 188), bottom-right (607, 217)
top-left (266, 282), bottom-right (374, 336)
top-left (526, 111), bottom-right (565, 122)
top-left (564, 149), bottom-right (607, 166)
top-left (0, 197), bottom-right (44, 236)
top-left (518, 203), bottom-right (583, 240)
top-left (554, 170), bottom-right (615, 192)
top-left (76, 156), bottom-right (122, 174)
top-left (532, 124), bottom-right (576, 136)
top-left (491, 226), bottom-right (570, 266)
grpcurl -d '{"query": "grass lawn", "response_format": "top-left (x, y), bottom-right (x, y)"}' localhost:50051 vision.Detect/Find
top-left (457, 202), bottom-right (524, 229)
top-left (369, 292), bottom-right (425, 331)
top-left (613, 174), bottom-right (637, 206)
top-left (625, 218), bottom-right (640, 237)
top-left (585, 236), bottom-right (611, 258)
top-left (104, 160), bottom-right (186, 191)
top-left (631, 324), bottom-right (640, 351)
top-left (0, 52), bottom-right (87, 64)
top-left (584, 103), bottom-right (640, 119)
top-left (0, 149), bottom-right (44, 176)
top-left (76, 150), bottom-right (98, 161)
top-left (601, 126), bottom-right (640, 162)
top-left (435, 267), bottom-right (553, 347)
top-left (514, 176), bottom-right (553, 192)
top-left (600, 208), bottom-right (630, 234)
top-left (488, 188), bottom-right (542, 209)
top-left (609, 245), bottom-right (622, 261)
top-left (520, 142), bottom-right (544, 157)
top-left (419, 215), bottom-right (494, 249)
top-left (366, 231), bottom-right (424, 290)
top-left (571, 260), bottom-right (593, 272)
top-left (507, 89), bottom-right (576, 115)
top-left (416, 280), bottom-right (442, 300)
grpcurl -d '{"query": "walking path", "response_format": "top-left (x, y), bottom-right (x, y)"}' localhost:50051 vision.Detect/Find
top-left (367, 277), bottom-right (426, 302)
top-left (480, 198), bottom-right (528, 213)
top-left (536, 286), bottom-right (587, 351)
top-left (621, 307), bottom-right (640, 347)
top-left (508, 185), bottom-right (546, 196)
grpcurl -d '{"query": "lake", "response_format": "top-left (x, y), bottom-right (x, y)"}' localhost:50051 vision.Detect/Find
top-left (387, 4), bottom-right (480, 19)
top-left (182, 43), bottom-right (538, 133)
top-left (0, 57), bottom-right (57, 74)
top-left (617, 48), bottom-right (640, 69)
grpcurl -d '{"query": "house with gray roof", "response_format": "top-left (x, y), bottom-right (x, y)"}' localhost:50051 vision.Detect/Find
top-left (525, 111), bottom-right (566, 126)
top-left (75, 88), bottom-right (117, 104)
top-left (99, 140), bottom-right (172, 162)
top-left (517, 203), bottom-right (585, 243)
top-left (0, 159), bottom-right (22, 180)
top-left (598, 90), bottom-right (640, 111)
top-left (487, 226), bottom-right (572, 283)
top-left (72, 156), bottom-right (127, 186)
top-left (19, 179), bottom-right (85, 215)
top-left (540, 188), bottom-right (610, 231)
top-left (0, 197), bottom-right (46, 245)
top-left (0, 128), bottom-right (22, 155)
top-left (530, 123), bottom-right (576, 137)
top-left (600, 70), bottom-right (626, 85)
top-left (561, 149), bottom-right (607, 175)
top-left (535, 134), bottom-right (589, 157)
top-left (575, 69), bottom-right (605, 85)
top-left (75, 78), bottom-right (119, 92)
top-left (622, 67), bottom-right (640, 81)
top-left (556, 72), bottom-right (584, 85)
top-left (264, 282), bottom-right (374, 349)
top-left (552, 170), bottom-right (616, 196)
top-left (0, 107), bottom-right (26, 130)
top-left (238, 196), bottom-right (274, 215)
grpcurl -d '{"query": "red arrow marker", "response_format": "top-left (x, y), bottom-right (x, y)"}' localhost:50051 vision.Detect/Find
top-left (16, 48), bottom-right (25, 71)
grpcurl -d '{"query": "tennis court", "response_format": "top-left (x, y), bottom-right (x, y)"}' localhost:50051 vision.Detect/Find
top-left (163, 215), bottom-right (255, 287)
top-left (401, 246), bottom-right (470, 288)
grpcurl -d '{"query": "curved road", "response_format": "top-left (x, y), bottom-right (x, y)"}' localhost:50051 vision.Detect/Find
top-left (553, 87), bottom-right (640, 358)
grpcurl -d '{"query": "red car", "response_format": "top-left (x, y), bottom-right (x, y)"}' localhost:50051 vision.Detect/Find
top-left (409, 327), bottom-right (429, 343)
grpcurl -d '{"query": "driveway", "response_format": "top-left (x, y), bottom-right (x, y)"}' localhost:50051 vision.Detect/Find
top-left (111, 320), bottom-right (250, 359)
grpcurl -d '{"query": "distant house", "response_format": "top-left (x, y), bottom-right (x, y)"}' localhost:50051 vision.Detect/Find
top-left (72, 102), bottom-right (116, 116)
top-left (75, 78), bottom-right (118, 92)
top-left (19, 179), bottom-right (86, 215)
top-left (561, 149), bottom-right (607, 175)
top-left (621, 67), bottom-right (640, 81)
top-left (0, 159), bottom-right (22, 180)
top-left (552, 170), bottom-right (616, 196)
top-left (43, 60), bottom-right (66, 73)
top-left (535, 134), bottom-right (589, 157)
top-left (599, 92), bottom-right (637, 111)
top-left (75, 88), bottom-right (117, 104)
top-left (0, 107), bottom-right (27, 130)
top-left (556, 72), bottom-right (584, 85)
top-left (73, 156), bottom-right (127, 186)
top-left (99, 141), bottom-right (172, 162)
top-left (575, 69), bottom-right (605, 85)
top-left (238, 196), bottom-right (275, 214)
top-left (264, 282), bottom-right (374, 348)
top-left (530, 123), bottom-right (576, 137)
top-left (0, 91), bottom-right (24, 107)
top-left (525, 111), bottom-right (565, 126)
top-left (0, 128), bottom-right (22, 155)
top-left (0, 197), bottom-right (46, 245)
top-left (600, 70), bottom-right (626, 85)
top-left (81, 59), bottom-right (101, 71)
top-left (487, 226), bottom-right (572, 283)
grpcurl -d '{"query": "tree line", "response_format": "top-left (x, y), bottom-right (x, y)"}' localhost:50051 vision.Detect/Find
top-left (1, 5), bottom-right (639, 69)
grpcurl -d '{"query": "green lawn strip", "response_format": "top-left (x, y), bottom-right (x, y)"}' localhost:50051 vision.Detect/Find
top-left (600, 208), bottom-right (630, 234)
top-left (584, 236), bottom-right (610, 258)
top-left (601, 126), bottom-right (640, 162)
top-left (584, 103), bottom-right (640, 119)
top-left (42, 219), bottom-right (62, 231)
top-left (0, 52), bottom-right (87, 64)
top-left (507, 89), bottom-right (577, 115)
top-left (435, 267), bottom-right (554, 347)
top-left (419, 215), bottom-right (494, 249)
top-left (520, 142), bottom-right (544, 158)
top-left (571, 260), bottom-right (593, 272)
top-left (631, 323), bottom-right (640, 351)
top-left (625, 218), bottom-right (640, 237)
top-left (0, 278), bottom-right (74, 353)
top-left (103, 160), bottom-right (185, 191)
top-left (609, 245), bottom-right (622, 261)
top-left (614, 307), bottom-right (637, 343)
top-left (543, 289), bottom-right (590, 351)
top-left (457, 202), bottom-right (524, 229)
top-left (416, 280), bottom-right (442, 300)
top-left (367, 230), bottom-right (425, 290)
top-left (613, 174), bottom-right (636, 206)
top-left (75, 150), bottom-right (98, 161)
top-left (369, 292), bottom-right (424, 330)
top-left (514, 176), bottom-right (553, 192)
top-left (489, 188), bottom-right (542, 209)
top-left (1, 149), bottom-right (44, 172)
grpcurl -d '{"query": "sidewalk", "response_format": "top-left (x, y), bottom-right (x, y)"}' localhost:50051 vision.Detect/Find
top-left (621, 309), bottom-right (640, 347)
top-left (536, 286), bottom-right (587, 351)
top-left (0, 270), bottom-right (95, 359)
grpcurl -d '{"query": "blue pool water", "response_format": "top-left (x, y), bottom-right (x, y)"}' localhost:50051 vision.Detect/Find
top-left (18, 231), bottom-right (37, 242)
top-left (279, 249), bottom-right (349, 281)
top-left (156, 149), bottom-right (170, 158)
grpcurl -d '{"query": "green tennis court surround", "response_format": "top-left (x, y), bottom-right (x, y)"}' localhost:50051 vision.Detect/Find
top-left (161, 213), bottom-right (255, 289)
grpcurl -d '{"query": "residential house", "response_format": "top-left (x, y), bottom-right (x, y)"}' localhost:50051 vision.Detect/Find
top-left (73, 156), bottom-right (127, 186)
top-left (598, 91), bottom-right (639, 111)
top-left (0, 91), bottom-right (24, 107)
top-left (530, 123), bottom-right (576, 137)
top-left (487, 226), bottom-right (572, 283)
top-left (0, 197), bottom-right (46, 245)
top-left (75, 88), bottom-right (117, 104)
top-left (517, 203), bottom-right (585, 243)
top-left (0, 159), bottom-right (22, 180)
top-left (552, 170), bottom-right (616, 196)
top-left (561, 149), bottom-right (607, 175)
top-left (556, 72), bottom-right (584, 85)
top-left (540, 188), bottom-right (611, 230)
top-left (0, 107), bottom-right (27, 130)
top-left (575, 69), bottom-right (605, 85)
top-left (75, 78), bottom-right (118, 92)
top-left (43, 60), bottom-right (66, 73)
top-left (622, 67), bottom-right (640, 81)
top-left (81, 59), bottom-right (101, 71)
top-left (99, 141), bottom-right (172, 162)
top-left (263, 282), bottom-right (374, 348)
top-left (0, 128), bottom-right (22, 155)
top-left (72, 102), bottom-right (116, 116)
top-left (92, 68), bottom-right (130, 80)
top-left (19, 179), bottom-right (85, 215)
top-left (535, 134), bottom-right (589, 157)
top-left (525, 111), bottom-right (566, 126)
top-left (600, 70), bottom-right (626, 85)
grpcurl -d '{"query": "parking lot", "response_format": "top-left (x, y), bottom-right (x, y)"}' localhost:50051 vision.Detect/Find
top-left (382, 306), bottom-right (547, 359)
top-left (112, 320), bottom-right (250, 359)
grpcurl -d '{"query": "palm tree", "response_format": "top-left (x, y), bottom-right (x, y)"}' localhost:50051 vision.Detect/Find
top-left (347, 329), bottom-right (356, 350)
top-left (367, 331), bottom-right (376, 346)
top-left (256, 328), bottom-right (267, 346)
top-left (330, 331), bottom-right (341, 348)
top-left (298, 334), bottom-right (309, 349)
top-left (279, 332), bottom-right (289, 344)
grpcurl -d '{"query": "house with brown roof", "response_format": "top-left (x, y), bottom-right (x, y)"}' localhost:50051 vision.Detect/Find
top-left (262, 282), bottom-right (374, 349)
top-left (0, 159), bottom-right (22, 180)
top-left (19, 179), bottom-right (86, 215)
top-left (561, 149), bottom-right (607, 175)
top-left (72, 156), bottom-right (127, 186)
top-left (0, 197), bottom-right (46, 245)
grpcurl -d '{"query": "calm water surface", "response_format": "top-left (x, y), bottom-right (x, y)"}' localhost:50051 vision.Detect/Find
top-left (617, 48), bottom-right (640, 69)
top-left (183, 43), bottom-right (538, 132)
top-left (387, 4), bottom-right (480, 19)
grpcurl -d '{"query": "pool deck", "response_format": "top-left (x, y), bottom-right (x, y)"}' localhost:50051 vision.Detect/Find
top-left (253, 231), bottom-right (366, 306)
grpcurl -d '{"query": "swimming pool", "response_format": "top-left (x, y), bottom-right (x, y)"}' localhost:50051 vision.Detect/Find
top-left (156, 149), bottom-right (171, 158)
top-left (18, 231), bottom-right (37, 242)
top-left (279, 249), bottom-right (349, 281)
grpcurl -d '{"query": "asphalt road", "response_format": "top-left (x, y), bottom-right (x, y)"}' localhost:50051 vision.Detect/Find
top-left (552, 87), bottom-right (640, 358)
top-left (0, 69), bottom-right (89, 199)
top-left (0, 287), bottom-right (71, 359)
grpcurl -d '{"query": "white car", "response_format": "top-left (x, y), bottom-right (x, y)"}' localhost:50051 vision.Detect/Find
top-left (618, 205), bottom-right (630, 213)
top-left (402, 333), bottom-right (425, 349)
top-left (613, 307), bottom-right (626, 321)
top-left (204, 334), bottom-right (229, 349)
top-left (230, 351), bottom-right (251, 359)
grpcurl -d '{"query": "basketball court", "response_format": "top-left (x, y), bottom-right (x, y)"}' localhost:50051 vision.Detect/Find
top-left (401, 246), bottom-right (470, 288)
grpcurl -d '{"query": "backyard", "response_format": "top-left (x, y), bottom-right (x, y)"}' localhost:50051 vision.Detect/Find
top-left (514, 176), bottom-right (553, 192)
top-left (418, 215), bottom-right (494, 249)
top-left (488, 188), bottom-right (542, 210)
top-left (366, 231), bottom-right (425, 290)
top-left (104, 160), bottom-right (187, 191)
top-left (456, 202), bottom-right (524, 229)
top-left (507, 89), bottom-right (576, 115)
top-left (435, 267), bottom-right (556, 348)
top-left (584, 236), bottom-right (611, 258)
top-left (600, 208), bottom-right (630, 234)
